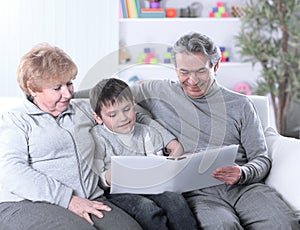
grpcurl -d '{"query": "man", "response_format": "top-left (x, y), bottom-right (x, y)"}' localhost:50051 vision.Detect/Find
top-left (131, 32), bottom-right (299, 229)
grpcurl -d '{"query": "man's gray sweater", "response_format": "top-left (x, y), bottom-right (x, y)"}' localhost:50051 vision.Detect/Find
top-left (131, 80), bottom-right (271, 185)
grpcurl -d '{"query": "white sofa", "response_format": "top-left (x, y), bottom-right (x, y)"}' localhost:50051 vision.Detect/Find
top-left (0, 95), bottom-right (299, 219)
top-left (248, 96), bottom-right (300, 219)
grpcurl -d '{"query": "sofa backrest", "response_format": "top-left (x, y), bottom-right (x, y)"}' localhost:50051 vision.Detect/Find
top-left (0, 95), bottom-right (271, 131)
top-left (72, 90), bottom-right (272, 131)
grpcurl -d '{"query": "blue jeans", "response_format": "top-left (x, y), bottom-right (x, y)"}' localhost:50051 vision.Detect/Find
top-left (107, 191), bottom-right (198, 230)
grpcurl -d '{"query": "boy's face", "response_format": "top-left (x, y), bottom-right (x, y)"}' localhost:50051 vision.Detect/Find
top-left (94, 99), bottom-right (136, 134)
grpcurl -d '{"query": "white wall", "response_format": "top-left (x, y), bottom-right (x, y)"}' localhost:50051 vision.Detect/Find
top-left (0, 0), bottom-right (118, 97)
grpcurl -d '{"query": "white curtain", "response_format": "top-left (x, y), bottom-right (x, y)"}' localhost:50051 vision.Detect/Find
top-left (0, 0), bottom-right (118, 96)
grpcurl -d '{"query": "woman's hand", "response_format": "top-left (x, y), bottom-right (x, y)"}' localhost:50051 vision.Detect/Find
top-left (165, 139), bottom-right (184, 157)
top-left (68, 195), bottom-right (111, 225)
top-left (212, 164), bottom-right (241, 185)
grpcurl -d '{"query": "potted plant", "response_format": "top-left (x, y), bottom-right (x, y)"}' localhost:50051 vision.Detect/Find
top-left (235, 0), bottom-right (300, 136)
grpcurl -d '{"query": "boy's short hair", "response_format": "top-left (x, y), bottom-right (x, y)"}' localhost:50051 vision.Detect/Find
top-left (89, 78), bottom-right (134, 117)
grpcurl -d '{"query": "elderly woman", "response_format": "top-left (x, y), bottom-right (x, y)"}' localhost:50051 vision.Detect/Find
top-left (0, 44), bottom-right (141, 230)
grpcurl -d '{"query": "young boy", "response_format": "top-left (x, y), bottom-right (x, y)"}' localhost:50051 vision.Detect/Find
top-left (90, 78), bottom-right (198, 230)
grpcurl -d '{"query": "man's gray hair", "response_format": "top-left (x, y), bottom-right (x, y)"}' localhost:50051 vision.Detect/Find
top-left (172, 32), bottom-right (221, 67)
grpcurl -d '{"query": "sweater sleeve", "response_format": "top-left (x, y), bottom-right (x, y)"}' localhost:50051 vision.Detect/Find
top-left (236, 98), bottom-right (271, 185)
top-left (91, 127), bottom-right (112, 189)
top-left (0, 112), bottom-right (73, 208)
top-left (132, 82), bottom-right (177, 147)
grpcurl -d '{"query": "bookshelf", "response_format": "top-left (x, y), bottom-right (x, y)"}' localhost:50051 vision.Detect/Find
top-left (118, 0), bottom-right (261, 92)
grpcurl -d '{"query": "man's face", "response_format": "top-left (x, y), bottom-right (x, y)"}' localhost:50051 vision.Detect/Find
top-left (175, 52), bottom-right (217, 98)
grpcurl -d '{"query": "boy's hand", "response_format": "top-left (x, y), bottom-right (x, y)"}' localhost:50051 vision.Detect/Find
top-left (166, 140), bottom-right (184, 157)
top-left (105, 169), bottom-right (111, 186)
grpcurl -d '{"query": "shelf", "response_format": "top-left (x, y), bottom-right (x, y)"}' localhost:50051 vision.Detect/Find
top-left (119, 17), bottom-right (241, 23)
top-left (119, 17), bottom-right (241, 62)
top-left (119, 62), bottom-right (255, 69)
top-left (220, 62), bottom-right (255, 67)
top-left (118, 0), bottom-right (259, 91)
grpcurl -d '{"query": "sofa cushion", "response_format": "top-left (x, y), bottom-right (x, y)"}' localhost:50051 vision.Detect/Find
top-left (264, 127), bottom-right (300, 218)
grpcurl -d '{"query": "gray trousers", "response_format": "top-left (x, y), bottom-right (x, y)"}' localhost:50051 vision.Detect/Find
top-left (184, 183), bottom-right (300, 230)
top-left (0, 197), bottom-right (142, 230)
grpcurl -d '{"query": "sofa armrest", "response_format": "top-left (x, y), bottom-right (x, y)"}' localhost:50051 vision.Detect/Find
top-left (264, 127), bottom-right (300, 218)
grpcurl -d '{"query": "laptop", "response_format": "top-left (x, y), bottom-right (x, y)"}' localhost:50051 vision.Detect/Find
top-left (110, 144), bottom-right (238, 194)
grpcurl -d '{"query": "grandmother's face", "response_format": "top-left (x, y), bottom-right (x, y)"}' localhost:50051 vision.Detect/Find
top-left (32, 80), bottom-right (74, 117)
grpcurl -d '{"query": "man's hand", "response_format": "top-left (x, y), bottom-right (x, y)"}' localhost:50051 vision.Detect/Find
top-left (165, 139), bottom-right (184, 157)
top-left (212, 164), bottom-right (241, 185)
top-left (68, 195), bottom-right (111, 225)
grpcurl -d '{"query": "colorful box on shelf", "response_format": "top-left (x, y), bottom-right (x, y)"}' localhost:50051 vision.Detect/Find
top-left (140, 8), bottom-right (166, 18)
top-left (209, 2), bottom-right (229, 18)
top-left (137, 48), bottom-right (158, 64)
top-left (220, 46), bottom-right (230, 62)
top-left (163, 47), bottom-right (173, 64)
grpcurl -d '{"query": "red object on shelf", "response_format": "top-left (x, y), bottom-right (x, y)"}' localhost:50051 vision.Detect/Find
top-left (166, 8), bottom-right (176, 18)
top-left (222, 12), bottom-right (228, 17)
top-left (209, 12), bottom-right (215, 17)
top-left (216, 2), bottom-right (223, 7)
